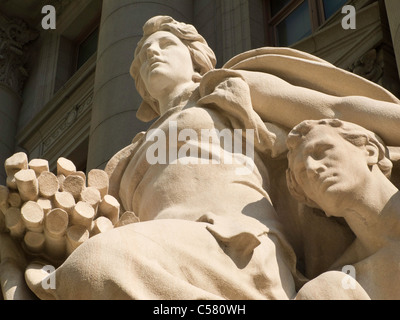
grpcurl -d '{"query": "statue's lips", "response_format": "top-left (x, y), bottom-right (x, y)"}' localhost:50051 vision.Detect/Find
top-left (318, 174), bottom-right (339, 190)
top-left (149, 59), bottom-right (165, 67)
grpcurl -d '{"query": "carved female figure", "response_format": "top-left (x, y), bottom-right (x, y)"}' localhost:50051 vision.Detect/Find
top-left (4, 15), bottom-right (400, 300)
top-left (26, 15), bottom-right (301, 300)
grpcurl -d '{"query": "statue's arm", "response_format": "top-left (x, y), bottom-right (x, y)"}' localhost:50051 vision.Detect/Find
top-left (237, 70), bottom-right (400, 146)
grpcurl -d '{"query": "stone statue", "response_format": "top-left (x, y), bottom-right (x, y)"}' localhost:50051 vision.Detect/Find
top-left (1, 15), bottom-right (400, 300)
top-left (287, 119), bottom-right (400, 299)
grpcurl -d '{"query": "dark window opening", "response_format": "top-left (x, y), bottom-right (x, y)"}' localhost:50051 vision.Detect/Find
top-left (265, 0), bottom-right (350, 46)
top-left (76, 27), bottom-right (99, 70)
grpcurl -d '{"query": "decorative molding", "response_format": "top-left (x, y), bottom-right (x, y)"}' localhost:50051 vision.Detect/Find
top-left (348, 47), bottom-right (384, 84)
top-left (0, 12), bottom-right (38, 95)
top-left (16, 53), bottom-right (95, 172)
top-left (16, 53), bottom-right (96, 162)
top-left (217, 0), bottom-right (252, 62)
top-left (292, 2), bottom-right (382, 70)
top-left (49, 0), bottom-right (73, 17)
top-left (41, 91), bottom-right (93, 155)
top-left (385, 0), bottom-right (400, 80)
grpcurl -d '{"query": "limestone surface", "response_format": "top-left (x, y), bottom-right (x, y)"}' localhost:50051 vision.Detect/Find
top-left (1, 15), bottom-right (400, 300)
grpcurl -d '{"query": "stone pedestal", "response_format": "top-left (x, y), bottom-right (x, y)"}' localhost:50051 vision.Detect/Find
top-left (87, 0), bottom-right (194, 171)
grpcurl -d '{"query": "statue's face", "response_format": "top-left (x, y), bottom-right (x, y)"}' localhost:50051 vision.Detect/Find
top-left (289, 125), bottom-right (370, 216)
top-left (137, 31), bottom-right (195, 97)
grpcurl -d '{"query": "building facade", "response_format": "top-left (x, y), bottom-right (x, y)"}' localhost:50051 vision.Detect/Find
top-left (0, 0), bottom-right (399, 183)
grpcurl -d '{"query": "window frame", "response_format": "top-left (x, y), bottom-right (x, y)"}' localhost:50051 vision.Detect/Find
top-left (265, 0), bottom-right (349, 46)
top-left (74, 17), bottom-right (100, 72)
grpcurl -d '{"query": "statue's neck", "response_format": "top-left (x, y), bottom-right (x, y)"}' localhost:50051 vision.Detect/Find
top-left (158, 81), bottom-right (198, 116)
top-left (343, 173), bottom-right (399, 255)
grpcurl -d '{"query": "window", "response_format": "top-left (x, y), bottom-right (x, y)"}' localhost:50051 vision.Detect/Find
top-left (266, 0), bottom-right (349, 46)
top-left (275, 1), bottom-right (312, 47)
top-left (65, 137), bottom-right (89, 174)
top-left (322, 0), bottom-right (348, 20)
top-left (270, 0), bottom-right (291, 16)
top-left (53, 24), bottom-right (99, 93)
top-left (53, 0), bottom-right (102, 94)
top-left (76, 26), bottom-right (99, 70)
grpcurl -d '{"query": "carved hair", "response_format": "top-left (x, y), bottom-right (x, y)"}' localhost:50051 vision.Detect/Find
top-left (286, 119), bottom-right (393, 209)
top-left (130, 16), bottom-right (217, 122)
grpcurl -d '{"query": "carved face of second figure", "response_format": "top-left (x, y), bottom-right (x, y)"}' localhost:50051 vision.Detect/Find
top-left (289, 125), bottom-right (374, 216)
top-left (137, 31), bottom-right (195, 99)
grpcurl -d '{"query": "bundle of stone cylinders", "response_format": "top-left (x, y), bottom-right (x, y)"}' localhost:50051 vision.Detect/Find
top-left (0, 152), bottom-right (139, 265)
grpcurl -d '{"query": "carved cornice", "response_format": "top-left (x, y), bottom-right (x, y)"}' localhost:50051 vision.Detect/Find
top-left (48, 0), bottom-right (73, 16)
top-left (0, 12), bottom-right (38, 95)
top-left (348, 47), bottom-right (384, 84)
top-left (41, 91), bottom-right (93, 155)
top-left (292, 2), bottom-right (382, 70)
top-left (16, 54), bottom-right (96, 169)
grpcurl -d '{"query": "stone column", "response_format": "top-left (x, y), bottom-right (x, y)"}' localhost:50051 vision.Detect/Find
top-left (217, 0), bottom-right (252, 63)
top-left (385, 0), bottom-right (400, 80)
top-left (0, 13), bottom-right (38, 184)
top-left (87, 0), bottom-right (194, 170)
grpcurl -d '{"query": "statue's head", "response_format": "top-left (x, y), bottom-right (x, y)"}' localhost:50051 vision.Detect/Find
top-left (286, 119), bottom-right (392, 215)
top-left (130, 16), bottom-right (217, 122)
